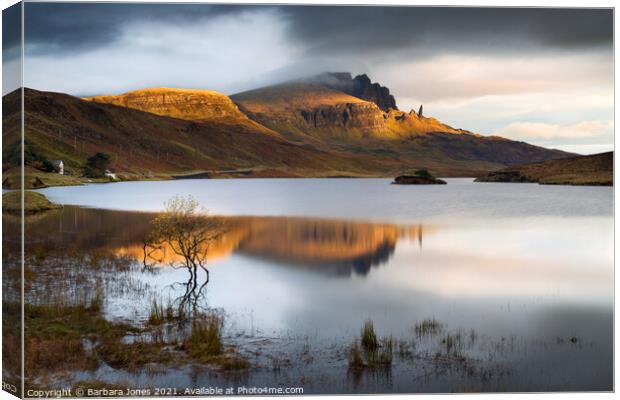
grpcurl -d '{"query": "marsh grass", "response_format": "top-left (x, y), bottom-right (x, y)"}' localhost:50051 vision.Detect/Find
top-left (361, 320), bottom-right (378, 353)
top-left (89, 284), bottom-right (104, 313)
top-left (148, 299), bottom-right (166, 326)
top-left (184, 312), bottom-right (225, 360)
top-left (95, 338), bottom-right (173, 372)
top-left (414, 318), bottom-right (443, 339)
top-left (440, 331), bottom-right (466, 358)
top-left (177, 311), bottom-right (250, 370)
top-left (23, 292), bottom-right (138, 379)
top-left (378, 336), bottom-right (393, 365)
top-left (349, 320), bottom-right (393, 370)
top-left (23, 249), bottom-right (251, 378)
top-left (148, 297), bottom-right (191, 326)
top-left (166, 303), bottom-right (175, 321)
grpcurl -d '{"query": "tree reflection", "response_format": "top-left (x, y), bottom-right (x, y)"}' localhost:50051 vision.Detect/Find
top-left (143, 196), bottom-right (222, 314)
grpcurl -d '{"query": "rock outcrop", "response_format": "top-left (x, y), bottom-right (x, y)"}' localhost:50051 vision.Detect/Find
top-left (351, 74), bottom-right (397, 112)
top-left (393, 175), bottom-right (447, 185)
top-left (476, 170), bottom-right (535, 183)
top-left (393, 170), bottom-right (447, 185)
top-left (305, 72), bottom-right (397, 111)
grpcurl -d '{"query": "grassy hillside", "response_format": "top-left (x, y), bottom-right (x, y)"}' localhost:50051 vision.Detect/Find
top-left (476, 152), bottom-right (613, 186)
top-left (3, 88), bottom-right (393, 179)
top-left (3, 84), bottom-right (575, 183)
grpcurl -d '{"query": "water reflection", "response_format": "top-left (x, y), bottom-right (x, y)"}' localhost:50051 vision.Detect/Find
top-left (234, 218), bottom-right (424, 276)
top-left (13, 207), bottom-right (422, 277)
top-left (8, 204), bottom-right (613, 391)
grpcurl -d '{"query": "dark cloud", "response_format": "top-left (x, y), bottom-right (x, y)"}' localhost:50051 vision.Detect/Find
top-left (21, 4), bottom-right (612, 60)
top-left (2, 2), bottom-right (21, 54)
top-left (278, 6), bottom-right (613, 57)
top-left (22, 3), bottom-right (257, 55)
top-left (3, 2), bottom-right (22, 95)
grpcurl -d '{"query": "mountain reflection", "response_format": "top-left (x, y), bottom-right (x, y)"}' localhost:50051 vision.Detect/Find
top-left (235, 217), bottom-right (418, 276)
top-left (9, 206), bottom-right (427, 276)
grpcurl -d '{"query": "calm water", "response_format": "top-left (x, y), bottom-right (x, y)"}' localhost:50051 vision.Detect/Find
top-left (37, 178), bottom-right (612, 223)
top-left (27, 179), bottom-right (613, 391)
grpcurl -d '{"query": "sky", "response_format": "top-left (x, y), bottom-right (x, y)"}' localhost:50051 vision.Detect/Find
top-left (2, 3), bottom-right (614, 154)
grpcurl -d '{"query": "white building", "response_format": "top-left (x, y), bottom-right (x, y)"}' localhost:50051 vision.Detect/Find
top-left (51, 160), bottom-right (64, 175)
top-left (104, 169), bottom-right (118, 180)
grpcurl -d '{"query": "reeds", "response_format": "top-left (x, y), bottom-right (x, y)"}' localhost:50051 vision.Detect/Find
top-left (349, 319), bottom-right (393, 370)
top-left (414, 318), bottom-right (442, 338)
top-left (184, 312), bottom-right (225, 360)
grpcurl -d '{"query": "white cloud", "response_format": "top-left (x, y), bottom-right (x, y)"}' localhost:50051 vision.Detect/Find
top-left (2, 53), bottom-right (21, 95)
top-left (377, 52), bottom-right (612, 103)
top-left (551, 143), bottom-right (614, 155)
top-left (493, 120), bottom-right (613, 141)
top-left (24, 9), bottom-right (299, 96)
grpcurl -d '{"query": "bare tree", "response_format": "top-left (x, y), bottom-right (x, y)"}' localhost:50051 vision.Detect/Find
top-left (143, 196), bottom-right (222, 312)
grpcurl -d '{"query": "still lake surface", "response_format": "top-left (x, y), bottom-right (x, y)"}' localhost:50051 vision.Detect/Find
top-left (33, 178), bottom-right (613, 391)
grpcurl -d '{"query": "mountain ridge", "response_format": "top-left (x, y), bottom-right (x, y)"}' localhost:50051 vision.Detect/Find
top-left (230, 79), bottom-right (465, 143)
top-left (2, 72), bottom-right (575, 181)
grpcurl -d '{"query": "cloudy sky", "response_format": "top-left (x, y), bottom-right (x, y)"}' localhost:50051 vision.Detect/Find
top-left (3, 3), bottom-right (614, 154)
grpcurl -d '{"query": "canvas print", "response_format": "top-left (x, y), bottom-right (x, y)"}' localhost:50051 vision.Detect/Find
top-left (1, 2), bottom-right (614, 397)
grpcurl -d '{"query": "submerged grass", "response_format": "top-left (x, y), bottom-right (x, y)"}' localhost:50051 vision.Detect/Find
top-left (414, 318), bottom-right (443, 338)
top-left (23, 295), bottom-right (136, 380)
top-left (95, 338), bottom-right (174, 372)
top-left (148, 298), bottom-right (188, 326)
top-left (349, 320), bottom-right (393, 371)
top-left (361, 320), bottom-right (378, 353)
top-left (184, 312), bottom-right (225, 360)
top-left (179, 311), bottom-right (250, 371)
top-left (148, 298), bottom-right (166, 326)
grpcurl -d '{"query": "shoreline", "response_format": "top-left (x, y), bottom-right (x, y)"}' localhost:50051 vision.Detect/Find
top-left (4, 170), bottom-right (612, 191)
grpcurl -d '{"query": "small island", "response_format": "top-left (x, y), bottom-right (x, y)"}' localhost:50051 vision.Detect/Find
top-left (392, 170), bottom-right (447, 185)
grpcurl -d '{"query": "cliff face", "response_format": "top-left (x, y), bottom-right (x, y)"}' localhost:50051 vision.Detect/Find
top-left (84, 88), bottom-right (250, 123)
top-left (232, 79), bottom-right (461, 142)
top-left (231, 82), bottom-right (392, 141)
top-left (297, 102), bottom-right (387, 133)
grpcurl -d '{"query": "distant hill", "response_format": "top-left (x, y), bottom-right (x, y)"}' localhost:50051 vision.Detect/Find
top-left (3, 73), bottom-right (576, 180)
top-left (476, 152), bottom-right (613, 186)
